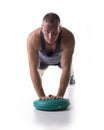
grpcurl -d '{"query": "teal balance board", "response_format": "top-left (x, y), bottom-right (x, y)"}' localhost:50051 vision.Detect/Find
top-left (33, 98), bottom-right (70, 111)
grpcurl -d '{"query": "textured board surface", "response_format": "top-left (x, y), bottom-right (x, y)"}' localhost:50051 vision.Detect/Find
top-left (33, 98), bottom-right (70, 111)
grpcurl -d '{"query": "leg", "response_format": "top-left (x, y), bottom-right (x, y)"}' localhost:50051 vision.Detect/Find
top-left (38, 68), bottom-right (47, 77)
top-left (70, 64), bottom-right (74, 76)
top-left (69, 64), bottom-right (75, 85)
top-left (57, 62), bottom-right (75, 85)
top-left (38, 61), bottom-right (48, 77)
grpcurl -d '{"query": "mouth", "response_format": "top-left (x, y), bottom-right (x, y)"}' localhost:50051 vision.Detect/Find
top-left (48, 37), bottom-right (56, 43)
top-left (47, 40), bottom-right (55, 45)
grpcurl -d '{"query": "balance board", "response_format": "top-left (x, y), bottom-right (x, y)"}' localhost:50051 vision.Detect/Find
top-left (33, 98), bottom-right (70, 111)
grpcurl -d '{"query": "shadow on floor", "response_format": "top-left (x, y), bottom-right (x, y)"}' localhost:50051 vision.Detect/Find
top-left (33, 106), bottom-right (73, 127)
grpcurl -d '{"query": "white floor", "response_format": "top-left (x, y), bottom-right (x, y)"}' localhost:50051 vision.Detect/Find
top-left (0, 0), bottom-right (104, 130)
top-left (0, 64), bottom-right (104, 130)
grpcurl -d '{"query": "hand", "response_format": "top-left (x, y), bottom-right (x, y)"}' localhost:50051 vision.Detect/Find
top-left (39, 95), bottom-right (63, 100)
top-left (39, 95), bottom-right (55, 100)
top-left (39, 96), bottom-right (49, 100)
top-left (48, 94), bottom-right (63, 99)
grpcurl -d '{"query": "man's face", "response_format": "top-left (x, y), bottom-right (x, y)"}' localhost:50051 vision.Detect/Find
top-left (41, 20), bottom-right (61, 45)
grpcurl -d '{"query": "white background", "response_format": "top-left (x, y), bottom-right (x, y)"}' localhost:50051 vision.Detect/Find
top-left (0, 0), bottom-right (104, 130)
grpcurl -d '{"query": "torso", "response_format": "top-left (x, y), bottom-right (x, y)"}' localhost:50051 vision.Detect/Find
top-left (29, 27), bottom-right (74, 59)
top-left (38, 31), bottom-right (62, 64)
top-left (45, 43), bottom-right (56, 53)
top-left (28, 26), bottom-right (75, 68)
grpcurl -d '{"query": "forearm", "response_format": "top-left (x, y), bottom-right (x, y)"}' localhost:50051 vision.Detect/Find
top-left (30, 69), bottom-right (45, 98)
top-left (57, 70), bottom-right (70, 97)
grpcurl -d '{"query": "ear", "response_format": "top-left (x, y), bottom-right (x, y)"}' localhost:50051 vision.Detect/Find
top-left (58, 25), bottom-right (62, 32)
top-left (41, 24), bottom-right (43, 30)
top-left (41, 24), bottom-right (43, 27)
top-left (59, 25), bottom-right (62, 30)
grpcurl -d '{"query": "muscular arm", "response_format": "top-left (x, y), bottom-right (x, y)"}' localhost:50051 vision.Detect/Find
top-left (27, 33), bottom-right (45, 98)
top-left (57, 34), bottom-right (75, 97)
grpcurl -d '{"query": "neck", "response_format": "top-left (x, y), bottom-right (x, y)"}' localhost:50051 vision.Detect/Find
top-left (45, 41), bottom-right (56, 46)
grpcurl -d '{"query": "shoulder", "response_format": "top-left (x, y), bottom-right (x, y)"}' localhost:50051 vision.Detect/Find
top-left (60, 27), bottom-right (75, 50)
top-left (27, 28), bottom-right (41, 50)
top-left (27, 28), bottom-right (41, 43)
top-left (61, 27), bottom-right (75, 41)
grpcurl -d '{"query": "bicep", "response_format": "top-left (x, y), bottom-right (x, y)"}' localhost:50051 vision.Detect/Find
top-left (27, 38), bottom-right (39, 70)
top-left (61, 43), bottom-right (75, 71)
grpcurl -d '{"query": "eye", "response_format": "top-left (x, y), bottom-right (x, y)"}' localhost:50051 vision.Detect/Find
top-left (45, 30), bottom-right (49, 34)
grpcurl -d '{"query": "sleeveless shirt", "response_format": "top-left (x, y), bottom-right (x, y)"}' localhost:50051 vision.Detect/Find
top-left (39, 31), bottom-right (62, 65)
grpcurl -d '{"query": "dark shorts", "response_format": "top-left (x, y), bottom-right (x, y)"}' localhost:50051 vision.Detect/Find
top-left (39, 61), bottom-right (61, 69)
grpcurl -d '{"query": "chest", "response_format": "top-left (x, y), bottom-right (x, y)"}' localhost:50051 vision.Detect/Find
top-left (45, 43), bottom-right (56, 53)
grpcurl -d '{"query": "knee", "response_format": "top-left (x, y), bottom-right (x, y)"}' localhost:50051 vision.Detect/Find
top-left (38, 68), bottom-right (47, 77)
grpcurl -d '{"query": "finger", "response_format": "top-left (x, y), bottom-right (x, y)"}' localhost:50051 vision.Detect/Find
top-left (40, 96), bottom-right (48, 100)
top-left (56, 96), bottom-right (63, 99)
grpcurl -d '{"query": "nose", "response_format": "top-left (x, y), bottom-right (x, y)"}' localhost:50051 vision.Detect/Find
top-left (48, 32), bottom-right (52, 39)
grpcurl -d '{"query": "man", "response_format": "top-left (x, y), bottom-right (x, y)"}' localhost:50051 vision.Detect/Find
top-left (27, 13), bottom-right (75, 100)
